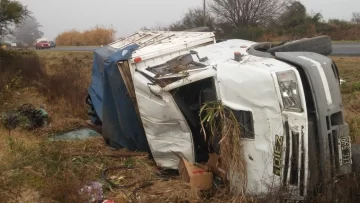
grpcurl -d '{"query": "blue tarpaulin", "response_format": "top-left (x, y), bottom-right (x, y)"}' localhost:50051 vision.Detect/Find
top-left (88, 44), bottom-right (150, 152)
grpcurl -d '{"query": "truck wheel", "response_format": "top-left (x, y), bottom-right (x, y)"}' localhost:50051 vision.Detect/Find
top-left (267, 36), bottom-right (333, 56)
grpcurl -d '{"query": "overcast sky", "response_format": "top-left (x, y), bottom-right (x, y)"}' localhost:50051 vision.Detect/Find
top-left (18, 0), bottom-right (360, 40)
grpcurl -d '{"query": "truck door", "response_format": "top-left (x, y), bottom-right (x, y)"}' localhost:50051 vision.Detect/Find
top-left (216, 63), bottom-right (284, 195)
top-left (129, 70), bottom-right (196, 169)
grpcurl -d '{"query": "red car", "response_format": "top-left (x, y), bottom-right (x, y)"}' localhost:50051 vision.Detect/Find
top-left (35, 41), bottom-right (51, 49)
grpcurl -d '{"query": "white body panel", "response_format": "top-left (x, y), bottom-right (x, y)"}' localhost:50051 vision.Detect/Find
top-left (216, 61), bottom-right (283, 194)
top-left (145, 39), bottom-right (309, 195)
top-left (109, 33), bottom-right (310, 196)
top-left (109, 31), bottom-right (216, 169)
top-left (133, 72), bottom-right (195, 169)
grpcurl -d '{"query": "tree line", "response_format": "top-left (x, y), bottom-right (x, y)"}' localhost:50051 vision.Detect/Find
top-left (145, 0), bottom-right (360, 42)
top-left (2, 0), bottom-right (360, 47)
top-left (0, 0), bottom-right (116, 46)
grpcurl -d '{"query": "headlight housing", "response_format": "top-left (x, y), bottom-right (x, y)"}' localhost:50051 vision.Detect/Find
top-left (276, 70), bottom-right (302, 112)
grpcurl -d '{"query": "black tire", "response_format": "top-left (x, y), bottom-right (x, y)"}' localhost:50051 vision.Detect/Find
top-left (85, 95), bottom-right (102, 125)
top-left (267, 36), bottom-right (333, 56)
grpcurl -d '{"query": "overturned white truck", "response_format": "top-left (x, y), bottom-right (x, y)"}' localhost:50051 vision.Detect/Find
top-left (87, 31), bottom-right (354, 200)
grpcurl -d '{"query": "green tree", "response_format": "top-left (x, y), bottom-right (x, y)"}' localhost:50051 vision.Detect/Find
top-left (275, 1), bottom-right (323, 37)
top-left (210, 0), bottom-right (286, 28)
top-left (14, 16), bottom-right (43, 45)
top-left (352, 12), bottom-right (360, 24)
top-left (0, 0), bottom-right (30, 37)
top-left (169, 7), bottom-right (215, 31)
top-left (279, 1), bottom-right (307, 28)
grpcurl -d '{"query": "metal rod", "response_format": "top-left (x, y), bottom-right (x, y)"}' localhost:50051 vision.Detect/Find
top-left (203, 0), bottom-right (206, 26)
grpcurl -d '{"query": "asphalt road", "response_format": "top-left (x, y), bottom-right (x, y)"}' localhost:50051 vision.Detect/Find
top-left (332, 43), bottom-right (360, 56)
top-left (37, 46), bottom-right (99, 52)
top-left (37, 43), bottom-right (360, 56)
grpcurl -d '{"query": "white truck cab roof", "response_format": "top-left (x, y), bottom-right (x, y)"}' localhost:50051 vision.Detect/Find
top-left (109, 31), bottom-right (216, 61)
top-left (139, 39), bottom-right (296, 93)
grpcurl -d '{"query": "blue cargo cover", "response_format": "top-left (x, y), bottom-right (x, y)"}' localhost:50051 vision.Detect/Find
top-left (88, 44), bottom-right (150, 152)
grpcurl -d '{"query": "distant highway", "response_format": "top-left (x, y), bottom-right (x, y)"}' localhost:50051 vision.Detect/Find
top-left (37, 46), bottom-right (99, 52)
top-left (332, 43), bottom-right (360, 56)
top-left (35, 43), bottom-right (360, 56)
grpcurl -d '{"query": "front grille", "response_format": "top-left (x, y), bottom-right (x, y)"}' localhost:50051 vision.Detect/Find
top-left (290, 131), bottom-right (299, 186)
top-left (283, 123), bottom-right (306, 197)
top-left (326, 111), bottom-right (349, 177)
top-left (283, 122), bottom-right (290, 185)
top-left (300, 129), bottom-right (306, 196)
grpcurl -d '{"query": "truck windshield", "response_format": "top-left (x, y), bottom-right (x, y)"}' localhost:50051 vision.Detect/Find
top-left (146, 53), bottom-right (207, 77)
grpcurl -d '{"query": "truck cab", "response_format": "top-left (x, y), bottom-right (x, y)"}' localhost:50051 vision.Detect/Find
top-left (88, 31), bottom-right (353, 200)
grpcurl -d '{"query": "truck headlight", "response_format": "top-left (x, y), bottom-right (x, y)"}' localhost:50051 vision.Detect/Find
top-left (276, 71), bottom-right (302, 111)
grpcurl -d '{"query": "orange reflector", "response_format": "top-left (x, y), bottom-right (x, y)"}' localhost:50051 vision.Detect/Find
top-left (134, 57), bottom-right (142, 63)
top-left (234, 52), bottom-right (242, 62)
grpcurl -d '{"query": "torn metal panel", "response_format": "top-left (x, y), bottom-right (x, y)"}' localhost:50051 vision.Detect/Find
top-left (162, 68), bottom-right (217, 92)
top-left (117, 61), bottom-right (141, 119)
top-left (132, 71), bottom-right (195, 169)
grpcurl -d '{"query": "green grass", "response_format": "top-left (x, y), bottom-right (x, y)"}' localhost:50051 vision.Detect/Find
top-left (333, 57), bottom-right (360, 142)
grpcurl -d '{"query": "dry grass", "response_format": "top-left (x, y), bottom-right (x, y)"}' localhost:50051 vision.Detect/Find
top-left (333, 57), bottom-right (360, 143)
top-left (55, 25), bottom-right (116, 46)
top-left (0, 50), bottom-right (360, 202)
top-left (200, 102), bottom-right (247, 197)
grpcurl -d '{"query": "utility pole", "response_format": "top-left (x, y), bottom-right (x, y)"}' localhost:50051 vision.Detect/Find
top-left (203, 0), bottom-right (206, 26)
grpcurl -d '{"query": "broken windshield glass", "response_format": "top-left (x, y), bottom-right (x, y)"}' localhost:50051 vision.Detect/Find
top-left (146, 53), bottom-right (208, 78)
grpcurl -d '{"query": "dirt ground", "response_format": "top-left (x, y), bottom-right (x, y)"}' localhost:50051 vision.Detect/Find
top-left (0, 51), bottom-right (360, 203)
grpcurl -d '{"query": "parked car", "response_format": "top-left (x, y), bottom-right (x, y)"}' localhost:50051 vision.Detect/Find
top-left (0, 42), bottom-right (9, 49)
top-left (49, 41), bottom-right (56, 48)
top-left (35, 41), bottom-right (50, 49)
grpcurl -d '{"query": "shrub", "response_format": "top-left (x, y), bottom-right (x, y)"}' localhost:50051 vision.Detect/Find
top-left (55, 25), bottom-right (116, 46)
top-left (0, 49), bottom-right (90, 118)
top-left (0, 49), bottom-right (45, 92)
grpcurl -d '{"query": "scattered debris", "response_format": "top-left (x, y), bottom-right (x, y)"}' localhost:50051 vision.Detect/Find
top-left (67, 151), bottom-right (148, 159)
top-left (49, 128), bottom-right (101, 141)
top-left (101, 166), bottom-right (138, 189)
top-left (178, 156), bottom-right (213, 191)
top-left (340, 78), bottom-right (346, 84)
top-left (102, 200), bottom-right (114, 203)
top-left (79, 181), bottom-right (104, 203)
top-left (0, 103), bottom-right (49, 131)
top-left (207, 153), bottom-right (227, 183)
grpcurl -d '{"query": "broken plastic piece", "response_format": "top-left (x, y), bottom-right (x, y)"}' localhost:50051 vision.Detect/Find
top-left (49, 128), bottom-right (101, 141)
top-left (79, 181), bottom-right (104, 203)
